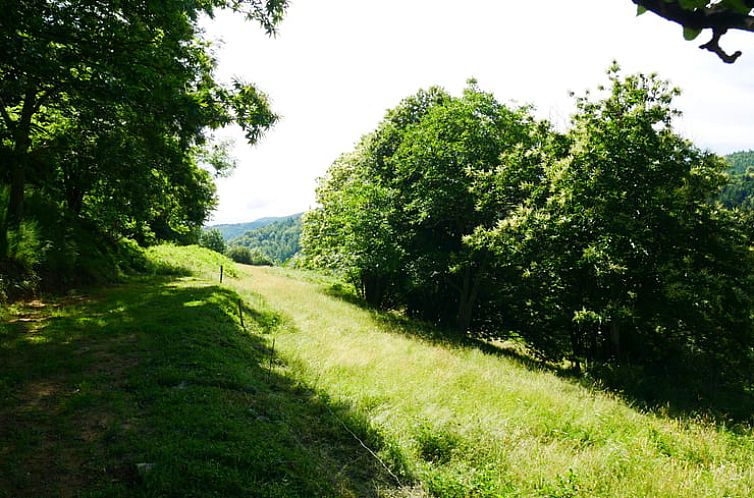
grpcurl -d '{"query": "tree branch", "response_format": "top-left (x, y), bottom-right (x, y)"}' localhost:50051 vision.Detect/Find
top-left (699, 29), bottom-right (742, 63)
top-left (634, 0), bottom-right (754, 62)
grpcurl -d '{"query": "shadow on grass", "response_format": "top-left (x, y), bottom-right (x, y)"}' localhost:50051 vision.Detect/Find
top-left (0, 278), bottom-right (411, 498)
top-left (320, 282), bottom-right (754, 428)
top-left (323, 282), bottom-right (369, 308)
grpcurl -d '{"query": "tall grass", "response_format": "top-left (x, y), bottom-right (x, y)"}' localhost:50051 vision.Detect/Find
top-left (232, 266), bottom-right (754, 498)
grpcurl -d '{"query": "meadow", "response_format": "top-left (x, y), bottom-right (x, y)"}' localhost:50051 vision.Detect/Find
top-left (1, 245), bottom-right (753, 497)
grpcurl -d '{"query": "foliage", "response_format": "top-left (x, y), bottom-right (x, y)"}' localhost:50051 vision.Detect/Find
top-left (477, 66), bottom-right (754, 375)
top-left (226, 245), bottom-right (274, 266)
top-left (719, 150), bottom-right (754, 209)
top-left (724, 150), bottom-right (754, 175)
top-left (303, 67), bottom-right (754, 379)
top-left (303, 83), bottom-right (539, 323)
top-left (199, 228), bottom-right (227, 254)
top-left (230, 214), bottom-right (302, 263)
top-left (0, 0), bottom-right (287, 294)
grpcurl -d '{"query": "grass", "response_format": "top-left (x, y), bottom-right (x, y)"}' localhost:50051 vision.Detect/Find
top-left (231, 265), bottom-right (754, 498)
top-left (0, 246), bottom-right (400, 497)
top-left (143, 243), bottom-right (239, 280)
top-left (3, 245), bottom-right (753, 497)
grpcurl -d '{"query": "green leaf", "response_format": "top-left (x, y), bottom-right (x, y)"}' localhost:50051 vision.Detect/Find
top-left (683, 26), bottom-right (702, 41)
top-left (637, 5), bottom-right (647, 15)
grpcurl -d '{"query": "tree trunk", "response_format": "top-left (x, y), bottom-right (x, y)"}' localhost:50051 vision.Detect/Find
top-left (455, 261), bottom-right (485, 332)
top-left (4, 87), bottom-right (36, 237)
top-left (610, 321), bottom-right (621, 362)
top-left (7, 159), bottom-right (25, 230)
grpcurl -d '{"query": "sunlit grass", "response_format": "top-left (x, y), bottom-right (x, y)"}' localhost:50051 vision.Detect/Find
top-left (144, 243), bottom-right (238, 279)
top-left (233, 265), bottom-right (754, 498)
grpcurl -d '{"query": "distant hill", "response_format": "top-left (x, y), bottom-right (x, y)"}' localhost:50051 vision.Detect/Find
top-left (725, 150), bottom-right (754, 176)
top-left (229, 214), bottom-right (303, 263)
top-left (209, 213), bottom-right (303, 241)
top-left (721, 150), bottom-right (754, 210)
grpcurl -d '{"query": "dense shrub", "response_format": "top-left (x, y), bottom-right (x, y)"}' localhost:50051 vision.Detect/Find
top-left (226, 245), bottom-right (273, 266)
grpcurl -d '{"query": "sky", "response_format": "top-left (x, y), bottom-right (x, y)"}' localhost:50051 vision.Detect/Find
top-left (201, 0), bottom-right (754, 225)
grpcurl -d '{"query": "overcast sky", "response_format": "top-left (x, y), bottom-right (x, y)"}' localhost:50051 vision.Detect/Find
top-left (201, 0), bottom-right (754, 225)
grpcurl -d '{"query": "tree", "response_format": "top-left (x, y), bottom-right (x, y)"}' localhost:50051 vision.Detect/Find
top-left (199, 229), bottom-right (227, 255)
top-left (386, 81), bottom-right (537, 329)
top-left (0, 0), bottom-right (286, 261)
top-left (303, 83), bottom-right (540, 326)
top-left (718, 150), bottom-right (754, 211)
top-left (477, 66), bottom-right (754, 376)
top-left (634, 0), bottom-right (754, 62)
top-left (302, 148), bottom-right (403, 307)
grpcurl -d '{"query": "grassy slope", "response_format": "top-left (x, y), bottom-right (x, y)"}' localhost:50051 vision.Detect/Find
top-left (231, 266), bottom-right (754, 498)
top-left (0, 246), bottom-right (398, 498)
top-left (3, 247), bottom-right (753, 497)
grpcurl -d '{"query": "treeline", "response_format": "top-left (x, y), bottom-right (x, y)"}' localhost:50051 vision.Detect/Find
top-left (302, 67), bottom-right (754, 379)
top-left (0, 0), bottom-right (286, 299)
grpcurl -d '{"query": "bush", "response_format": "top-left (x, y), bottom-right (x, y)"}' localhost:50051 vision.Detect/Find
top-left (226, 245), bottom-right (273, 266)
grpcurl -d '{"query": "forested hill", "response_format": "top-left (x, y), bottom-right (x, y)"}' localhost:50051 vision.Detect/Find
top-left (229, 214), bottom-right (302, 263)
top-left (720, 150), bottom-right (754, 209)
top-left (725, 150), bottom-right (754, 175)
top-left (210, 215), bottom-right (301, 241)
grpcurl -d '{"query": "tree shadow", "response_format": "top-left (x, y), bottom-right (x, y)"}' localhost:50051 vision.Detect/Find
top-left (578, 362), bottom-right (754, 427)
top-left (318, 282), bottom-right (754, 428)
top-left (0, 278), bottom-right (413, 498)
top-left (323, 281), bottom-right (369, 308)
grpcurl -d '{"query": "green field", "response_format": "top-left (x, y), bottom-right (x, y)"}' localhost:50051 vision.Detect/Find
top-left (1, 246), bottom-right (753, 497)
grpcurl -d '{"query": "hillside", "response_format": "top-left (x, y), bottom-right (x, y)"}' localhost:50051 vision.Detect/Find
top-left (721, 150), bottom-right (754, 209)
top-left (209, 213), bottom-right (302, 241)
top-left (229, 213), bottom-right (302, 263)
top-left (725, 150), bottom-right (754, 175)
top-left (2, 246), bottom-right (753, 497)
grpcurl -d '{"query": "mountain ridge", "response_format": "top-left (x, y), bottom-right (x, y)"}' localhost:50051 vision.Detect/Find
top-left (208, 212), bottom-right (304, 241)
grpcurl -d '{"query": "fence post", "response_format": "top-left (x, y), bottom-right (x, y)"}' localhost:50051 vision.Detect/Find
top-left (220, 265), bottom-right (223, 283)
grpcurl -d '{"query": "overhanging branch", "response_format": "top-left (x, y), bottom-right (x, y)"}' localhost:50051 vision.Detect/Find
top-left (634, 0), bottom-right (754, 62)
